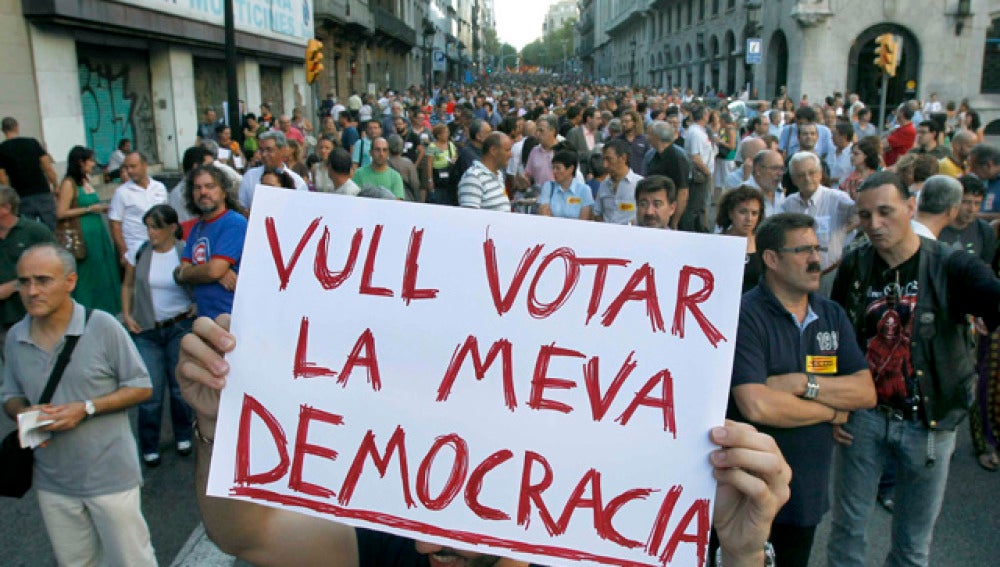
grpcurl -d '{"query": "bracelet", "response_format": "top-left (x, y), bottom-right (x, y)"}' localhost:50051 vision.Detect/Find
top-left (193, 419), bottom-right (214, 445)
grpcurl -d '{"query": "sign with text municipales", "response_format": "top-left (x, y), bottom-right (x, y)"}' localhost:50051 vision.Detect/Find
top-left (115, 0), bottom-right (314, 45)
top-left (746, 38), bottom-right (763, 64)
top-left (208, 188), bottom-right (746, 566)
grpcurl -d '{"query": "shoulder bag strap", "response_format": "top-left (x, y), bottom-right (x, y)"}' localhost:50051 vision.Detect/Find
top-left (36, 308), bottom-right (91, 405)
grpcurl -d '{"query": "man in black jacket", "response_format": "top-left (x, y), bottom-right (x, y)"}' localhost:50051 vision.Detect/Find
top-left (827, 171), bottom-right (1000, 567)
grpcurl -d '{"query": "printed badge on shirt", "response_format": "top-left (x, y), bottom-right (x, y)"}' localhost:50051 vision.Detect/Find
top-left (567, 197), bottom-right (582, 205)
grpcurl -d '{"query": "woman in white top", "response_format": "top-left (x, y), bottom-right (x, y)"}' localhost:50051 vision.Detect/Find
top-left (120, 204), bottom-right (196, 467)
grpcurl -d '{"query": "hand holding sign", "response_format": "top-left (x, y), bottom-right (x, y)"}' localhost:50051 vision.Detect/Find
top-left (178, 320), bottom-right (790, 567)
top-left (186, 188), bottom-right (773, 566)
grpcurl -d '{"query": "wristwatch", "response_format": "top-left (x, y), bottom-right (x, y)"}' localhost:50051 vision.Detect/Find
top-left (715, 541), bottom-right (776, 566)
top-left (83, 399), bottom-right (96, 417)
top-left (803, 373), bottom-right (820, 400)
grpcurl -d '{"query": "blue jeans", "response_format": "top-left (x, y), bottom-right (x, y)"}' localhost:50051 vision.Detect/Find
top-left (134, 318), bottom-right (193, 455)
top-left (827, 408), bottom-right (956, 567)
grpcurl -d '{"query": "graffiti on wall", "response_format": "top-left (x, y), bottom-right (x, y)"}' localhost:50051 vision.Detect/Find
top-left (78, 56), bottom-right (158, 165)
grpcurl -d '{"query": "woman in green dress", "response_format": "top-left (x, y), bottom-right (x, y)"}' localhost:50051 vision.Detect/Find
top-left (57, 146), bottom-right (121, 314)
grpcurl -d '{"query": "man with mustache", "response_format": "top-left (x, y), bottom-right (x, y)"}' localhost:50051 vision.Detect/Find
top-left (827, 171), bottom-right (1000, 567)
top-left (727, 212), bottom-right (875, 567)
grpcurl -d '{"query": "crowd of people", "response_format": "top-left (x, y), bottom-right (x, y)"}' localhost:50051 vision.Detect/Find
top-left (0, 75), bottom-right (997, 566)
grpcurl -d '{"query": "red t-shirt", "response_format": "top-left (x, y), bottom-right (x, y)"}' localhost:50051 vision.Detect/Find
top-left (884, 122), bottom-right (916, 166)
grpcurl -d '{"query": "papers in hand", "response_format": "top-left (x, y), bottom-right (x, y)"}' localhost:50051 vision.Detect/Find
top-left (18, 410), bottom-right (53, 449)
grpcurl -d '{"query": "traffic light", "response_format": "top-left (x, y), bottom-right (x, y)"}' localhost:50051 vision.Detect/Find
top-left (874, 33), bottom-right (899, 77)
top-left (306, 39), bottom-right (324, 84)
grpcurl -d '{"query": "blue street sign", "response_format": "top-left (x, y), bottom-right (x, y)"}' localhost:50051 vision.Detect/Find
top-left (432, 50), bottom-right (447, 72)
top-left (746, 38), bottom-right (762, 64)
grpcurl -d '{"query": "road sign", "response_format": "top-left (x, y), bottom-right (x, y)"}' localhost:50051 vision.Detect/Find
top-left (746, 38), bottom-right (762, 64)
top-left (432, 50), bottom-right (447, 72)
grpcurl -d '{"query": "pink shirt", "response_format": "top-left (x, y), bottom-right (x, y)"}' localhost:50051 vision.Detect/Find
top-left (525, 144), bottom-right (554, 186)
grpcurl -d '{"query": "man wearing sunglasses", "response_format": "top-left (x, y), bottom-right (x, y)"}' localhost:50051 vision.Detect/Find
top-left (726, 212), bottom-right (876, 567)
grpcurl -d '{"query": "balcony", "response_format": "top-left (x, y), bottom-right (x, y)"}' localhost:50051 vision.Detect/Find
top-left (344, 0), bottom-right (374, 33)
top-left (314, 0), bottom-right (348, 24)
top-left (373, 6), bottom-right (417, 47)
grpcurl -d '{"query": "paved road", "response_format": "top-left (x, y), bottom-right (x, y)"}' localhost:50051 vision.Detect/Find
top-left (2, 416), bottom-right (997, 566)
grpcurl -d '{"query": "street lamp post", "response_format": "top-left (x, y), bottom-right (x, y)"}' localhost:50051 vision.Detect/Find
top-left (458, 41), bottom-right (466, 83)
top-left (422, 19), bottom-right (436, 98)
top-left (630, 39), bottom-right (636, 85)
top-left (745, 0), bottom-right (763, 98)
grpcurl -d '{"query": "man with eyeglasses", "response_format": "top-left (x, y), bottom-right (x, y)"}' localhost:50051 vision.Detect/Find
top-left (726, 212), bottom-right (875, 567)
top-left (907, 120), bottom-right (949, 160)
top-left (748, 150), bottom-right (785, 216)
top-left (780, 152), bottom-right (855, 295)
top-left (238, 131), bottom-right (308, 209)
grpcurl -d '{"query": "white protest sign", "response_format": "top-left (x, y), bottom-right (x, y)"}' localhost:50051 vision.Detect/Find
top-left (208, 187), bottom-right (745, 566)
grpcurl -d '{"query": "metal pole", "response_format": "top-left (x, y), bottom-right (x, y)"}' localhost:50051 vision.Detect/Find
top-left (878, 72), bottom-right (889, 136)
top-left (224, 0), bottom-right (240, 136)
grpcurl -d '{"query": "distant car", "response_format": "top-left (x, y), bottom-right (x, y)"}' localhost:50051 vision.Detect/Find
top-left (728, 99), bottom-right (770, 131)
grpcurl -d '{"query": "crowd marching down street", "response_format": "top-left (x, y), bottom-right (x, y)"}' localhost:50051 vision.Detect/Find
top-left (1, 75), bottom-right (999, 566)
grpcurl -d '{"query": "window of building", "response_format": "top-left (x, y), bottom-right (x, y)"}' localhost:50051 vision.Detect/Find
top-left (687, 0), bottom-right (693, 26)
top-left (982, 17), bottom-right (1000, 94)
top-left (699, 0), bottom-right (705, 21)
top-left (712, 0), bottom-right (720, 15)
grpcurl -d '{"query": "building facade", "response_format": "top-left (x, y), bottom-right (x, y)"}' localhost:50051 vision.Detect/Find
top-left (2, 0), bottom-right (313, 171)
top-left (1, 0), bottom-right (496, 172)
top-left (545, 0), bottom-right (579, 35)
top-left (587, 0), bottom-right (1000, 132)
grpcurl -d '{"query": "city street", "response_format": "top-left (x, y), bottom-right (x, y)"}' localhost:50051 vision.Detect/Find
top-left (1, 416), bottom-right (997, 566)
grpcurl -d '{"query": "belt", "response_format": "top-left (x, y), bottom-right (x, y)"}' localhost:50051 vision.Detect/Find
top-left (154, 312), bottom-right (192, 330)
top-left (876, 404), bottom-right (921, 422)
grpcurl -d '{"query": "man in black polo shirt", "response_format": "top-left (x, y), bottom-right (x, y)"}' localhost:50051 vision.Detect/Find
top-left (0, 185), bottom-right (54, 350)
top-left (729, 213), bottom-right (875, 567)
top-left (0, 117), bottom-right (59, 230)
top-left (646, 121), bottom-right (690, 230)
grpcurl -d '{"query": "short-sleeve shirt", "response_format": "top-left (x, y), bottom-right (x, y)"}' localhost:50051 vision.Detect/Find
top-left (524, 144), bottom-right (555, 186)
top-left (538, 179), bottom-right (594, 219)
top-left (183, 209), bottom-right (247, 319)
top-left (685, 124), bottom-right (714, 174)
top-left (979, 175), bottom-right (1000, 213)
top-left (730, 282), bottom-right (867, 526)
top-left (0, 137), bottom-right (49, 197)
top-left (646, 144), bottom-right (691, 191)
top-left (108, 178), bottom-right (169, 260)
top-left (458, 161), bottom-right (511, 212)
top-left (353, 165), bottom-right (405, 199)
top-left (0, 217), bottom-right (53, 326)
top-left (0, 304), bottom-right (152, 497)
top-left (594, 169), bottom-right (643, 225)
top-left (779, 185), bottom-right (855, 269)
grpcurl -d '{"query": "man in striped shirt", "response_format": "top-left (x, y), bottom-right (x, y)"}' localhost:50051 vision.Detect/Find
top-left (458, 132), bottom-right (512, 212)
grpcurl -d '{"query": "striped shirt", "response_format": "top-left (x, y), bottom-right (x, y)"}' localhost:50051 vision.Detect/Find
top-left (458, 161), bottom-right (511, 212)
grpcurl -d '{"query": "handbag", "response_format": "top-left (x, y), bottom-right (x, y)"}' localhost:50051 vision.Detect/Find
top-left (55, 188), bottom-right (88, 261)
top-left (0, 309), bottom-right (90, 498)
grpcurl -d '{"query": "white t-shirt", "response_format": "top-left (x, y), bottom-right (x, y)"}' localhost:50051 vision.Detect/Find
top-left (108, 179), bottom-right (168, 261)
top-left (149, 250), bottom-right (191, 321)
